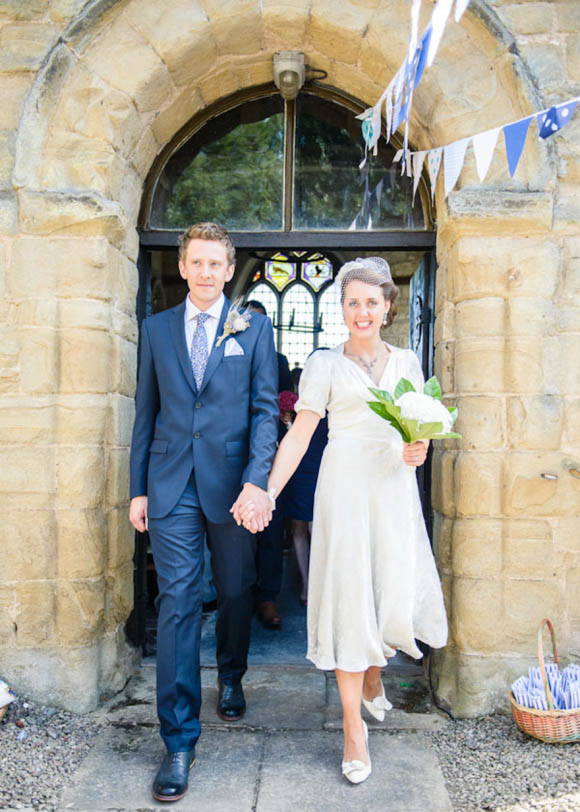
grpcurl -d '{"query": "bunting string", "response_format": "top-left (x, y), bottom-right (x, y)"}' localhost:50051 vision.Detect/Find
top-left (350, 95), bottom-right (579, 229)
top-left (392, 96), bottom-right (580, 200)
top-left (357, 0), bottom-right (471, 164)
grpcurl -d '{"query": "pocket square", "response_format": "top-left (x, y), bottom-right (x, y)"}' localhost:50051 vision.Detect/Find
top-left (224, 337), bottom-right (244, 356)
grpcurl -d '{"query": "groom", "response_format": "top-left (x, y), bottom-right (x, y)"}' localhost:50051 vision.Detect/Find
top-left (129, 222), bottom-right (278, 802)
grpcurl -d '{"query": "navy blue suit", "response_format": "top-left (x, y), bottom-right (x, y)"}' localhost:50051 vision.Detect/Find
top-left (130, 297), bottom-right (278, 751)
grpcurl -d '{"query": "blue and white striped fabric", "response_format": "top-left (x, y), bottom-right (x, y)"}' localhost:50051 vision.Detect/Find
top-left (512, 664), bottom-right (580, 710)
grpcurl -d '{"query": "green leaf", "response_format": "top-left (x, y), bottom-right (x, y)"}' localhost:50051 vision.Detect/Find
top-left (368, 386), bottom-right (394, 404)
top-left (433, 431), bottom-right (462, 439)
top-left (394, 377), bottom-right (416, 400)
top-left (423, 376), bottom-right (442, 400)
top-left (412, 421), bottom-right (444, 441)
top-left (368, 400), bottom-right (411, 442)
top-left (447, 406), bottom-right (458, 425)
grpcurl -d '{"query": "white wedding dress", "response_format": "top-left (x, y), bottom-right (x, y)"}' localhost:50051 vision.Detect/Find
top-left (295, 343), bottom-right (448, 671)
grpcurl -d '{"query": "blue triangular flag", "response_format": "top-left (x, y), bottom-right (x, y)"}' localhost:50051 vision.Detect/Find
top-left (414, 27), bottom-right (431, 89)
top-left (504, 117), bottom-right (532, 177)
top-left (537, 100), bottom-right (578, 139)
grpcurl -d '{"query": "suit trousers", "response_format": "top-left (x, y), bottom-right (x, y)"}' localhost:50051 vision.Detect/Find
top-left (148, 472), bottom-right (256, 752)
top-left (255, 513), bottom-right (285, 602)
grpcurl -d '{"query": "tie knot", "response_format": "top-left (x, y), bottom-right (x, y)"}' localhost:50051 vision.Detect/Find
top-left (196, 312), bottom-right (210, 326)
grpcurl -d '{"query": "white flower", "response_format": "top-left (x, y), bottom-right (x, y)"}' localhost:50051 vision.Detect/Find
top-left (395, 391), bottom-right (453, 434)
top-left (232, 316), bottom-right (247, 332)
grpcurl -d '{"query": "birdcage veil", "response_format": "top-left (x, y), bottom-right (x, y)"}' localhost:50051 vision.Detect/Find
top-left (333, 256), bottom-right (393, 302)
top-left (328, 256), bottom-right (397, 333)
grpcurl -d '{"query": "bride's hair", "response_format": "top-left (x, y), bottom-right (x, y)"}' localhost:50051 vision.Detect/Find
top-left (337, 257), bottom-right (400, 328)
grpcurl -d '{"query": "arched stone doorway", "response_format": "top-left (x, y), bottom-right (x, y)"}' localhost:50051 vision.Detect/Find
top-left (3, 0), bottom-right (576, 716)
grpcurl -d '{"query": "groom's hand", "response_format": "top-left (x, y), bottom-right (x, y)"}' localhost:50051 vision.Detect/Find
top-left (231, 483), bottom-right (272, 533)
top-left (130, 496), bottom-right (149, 533)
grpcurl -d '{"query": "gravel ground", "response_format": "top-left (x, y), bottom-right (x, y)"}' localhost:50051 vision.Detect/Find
top-left (428, 713), bottom-right (580, 812)
top-left (1, 691), bottom-right (578, 811)
top-left (0, 694), bottom-right (101, 810)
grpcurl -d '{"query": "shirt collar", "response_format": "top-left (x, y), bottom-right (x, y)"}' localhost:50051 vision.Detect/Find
top-left (185, 292), bottom-right (225, 322)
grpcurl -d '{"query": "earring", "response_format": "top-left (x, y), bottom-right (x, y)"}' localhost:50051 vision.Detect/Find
top-left (382, 313), bottom-right (388, 326)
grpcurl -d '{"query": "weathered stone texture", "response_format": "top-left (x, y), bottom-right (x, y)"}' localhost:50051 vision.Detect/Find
top-left (83, 17), bottom-right (177, 114)
top-left (454, 396), bottom-right (504, 450)
top-left (504, 452), bottom-right (580, 517)
top-left (56, 579), bottom-right (105, 645)
top-left (0, 23), bottom-right (58, 72)
top-left (507, 396), bottom-right (564, 450)
top-left (56, 509), bottom-right (107, 579)
top-left (202, 0), bottom-right (264, 56)
top-left (455, 452), bottom-right (504, 517)
top-left (125, 0), bottom-right (217, 88)
top-left (451, 519), bottom-right (503, 577)
top-left (500, 3), bottom-right (556, 35)
top-left (15, 581), bottom-right (57, 646)
top-left (2, 510), bottom-right (57, 581)
top-left (56, 446), bottom-right (105, 509)
top-left (451, 576), bottom-right (502, 653)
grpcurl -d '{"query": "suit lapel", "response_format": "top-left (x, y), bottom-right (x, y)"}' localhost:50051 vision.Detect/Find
top-left (170, 302), bottom-right (197, 394)
top-left (198, 297), bottom-right (230, 397)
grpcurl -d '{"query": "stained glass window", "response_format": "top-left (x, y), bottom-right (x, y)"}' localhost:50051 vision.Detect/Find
top-left (265, 258), bottom-right (297, 292)
top-left (301, 256), bottom-right (333, 291)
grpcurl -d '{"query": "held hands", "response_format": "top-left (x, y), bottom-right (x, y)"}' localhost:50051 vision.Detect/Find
top-left (403, 440), bottom-right (428, 468)
top-left (129, 496), bottom-right (149, 533)
top-left (230, 483), bottom-right (273, 534)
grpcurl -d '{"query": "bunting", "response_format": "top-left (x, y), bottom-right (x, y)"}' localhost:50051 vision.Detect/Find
top-left (357, 0), bottom-right (471, 165)
top-left (390, 95), bottom-right (580, 201)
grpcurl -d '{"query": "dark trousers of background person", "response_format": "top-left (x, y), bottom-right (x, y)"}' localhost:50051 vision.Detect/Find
top-left (255, 512), bottom-right (285, 603)
top-left (148, 471), bottom-right (256, 753)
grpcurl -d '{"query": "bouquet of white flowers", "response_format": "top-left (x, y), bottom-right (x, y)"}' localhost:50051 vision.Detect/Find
top-left (368, 376), bottom-right (461, 442)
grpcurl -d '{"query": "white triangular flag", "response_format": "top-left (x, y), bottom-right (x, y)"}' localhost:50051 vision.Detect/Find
top-left (443, 137), bottom-right (469, 197)
top-left (427, 0), bottom-right (453, 67)
top-left (412, 150), bottom-right (427, 202)
top-left (393, 149), bottom-right (403, 163)
top-left (454, 0), bottom-right (470, 21)
top-left (427, 147), bottom-right (442, 200)
top-left (472, 127), bottom-right (500, 182)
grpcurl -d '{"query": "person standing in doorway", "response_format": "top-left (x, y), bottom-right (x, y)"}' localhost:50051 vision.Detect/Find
top-left (244, 299), bottom-right (291, 630)
top-left (238, 257), bottom-right (447, 786)
top-left (129, 223), bottom-right (278, 802)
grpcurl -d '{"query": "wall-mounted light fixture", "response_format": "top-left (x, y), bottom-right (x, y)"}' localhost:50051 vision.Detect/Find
top-left (273, 51), bottom-right (305, 100)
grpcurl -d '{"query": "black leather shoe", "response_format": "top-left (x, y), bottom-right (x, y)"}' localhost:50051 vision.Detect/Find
top-left (217, 679), bottom-right (246, 721)
top-left (152, 749), bottom-right (196, 802)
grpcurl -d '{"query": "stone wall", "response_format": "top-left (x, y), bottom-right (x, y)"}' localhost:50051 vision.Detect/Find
top-left (0, 0), bottom-right (578, 714)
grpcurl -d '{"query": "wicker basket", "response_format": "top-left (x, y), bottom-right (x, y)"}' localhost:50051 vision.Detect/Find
top-left (510, 618), bottom-right (580, 744)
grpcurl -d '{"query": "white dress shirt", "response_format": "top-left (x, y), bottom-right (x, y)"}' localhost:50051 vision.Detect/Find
top-left (184, 293), bottom-right (225, 356)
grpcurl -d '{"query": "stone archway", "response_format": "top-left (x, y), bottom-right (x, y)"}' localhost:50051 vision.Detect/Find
top-left (3, 0), bottom-right (576, 715)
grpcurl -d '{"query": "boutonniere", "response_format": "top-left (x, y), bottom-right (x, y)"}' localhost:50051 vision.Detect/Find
top-left (215, 300), bottom-right (252, 347)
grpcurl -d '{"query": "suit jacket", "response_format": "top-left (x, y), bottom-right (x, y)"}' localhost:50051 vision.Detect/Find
top-left (129, 297), bottom-right (279, 523)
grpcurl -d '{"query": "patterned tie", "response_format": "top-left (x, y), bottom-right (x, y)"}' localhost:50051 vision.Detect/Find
top-left (190, 312), bottom-right (210, 389)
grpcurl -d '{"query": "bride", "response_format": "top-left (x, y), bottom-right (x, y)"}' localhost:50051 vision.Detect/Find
top-left (237, 257), bottom-right (447, 784)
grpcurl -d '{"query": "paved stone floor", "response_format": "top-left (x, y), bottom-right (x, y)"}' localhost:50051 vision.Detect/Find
top-left (56, 557), bottom-right (452, 811)
top-left (58, 661), bottom-right (451, 812)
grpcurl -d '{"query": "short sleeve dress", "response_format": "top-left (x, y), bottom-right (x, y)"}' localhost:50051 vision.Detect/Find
top-left (295, 344), bottom-right (448, 671)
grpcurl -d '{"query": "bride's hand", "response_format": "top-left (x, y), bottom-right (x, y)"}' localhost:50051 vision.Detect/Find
top-left (403, 440), bottom-right (428, 467)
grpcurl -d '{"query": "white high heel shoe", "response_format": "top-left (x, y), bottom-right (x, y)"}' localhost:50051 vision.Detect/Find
top-left (362, 681), bottom-right (393, 722)
top-left (341, 721), bottom-right (371, 784)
